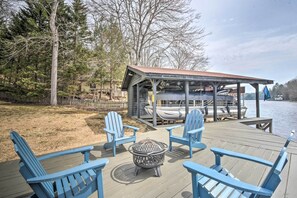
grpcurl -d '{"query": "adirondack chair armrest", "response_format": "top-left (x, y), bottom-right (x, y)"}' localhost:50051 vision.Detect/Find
top-left (166, 125), bottom-right (183, 131)
top-left (27, 159), bottom-right (109, 183)
top-left (210, 147), bottom-right (273, 167)
top-left (187, 127), bottom-right (205, 134)
top-left (123, 125), bottom-right (139, 131)
top-left (37, 146), bottom-right (94, 162)
top-left (104, 128), bottom-right (116, 136)
top-left (123, 125), bottom-right (139, 136)
top-left (183, 161), bottom-right (273, 197)
top-left (166, 125), bottom-right (183, 136)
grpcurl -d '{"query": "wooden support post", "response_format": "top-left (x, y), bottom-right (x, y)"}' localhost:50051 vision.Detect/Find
top-left (212, 83), bottom-right (218, 122)
top-left (251, 83), bottom-right (260, 118)
top-left (137, 83), bottom-right (140, 118)
top-left (237, 83), bottom-right (241, 119)
top-left (185, 81), bottom-right (189, 118)
top-left (253, 83), bottom-right (260, 118)
top-left (251, 83), bottom-right (260, 129)
top-left (256, 84), bottom-right (260, 118)
top-left (151, 80), bottom-right (161, 127)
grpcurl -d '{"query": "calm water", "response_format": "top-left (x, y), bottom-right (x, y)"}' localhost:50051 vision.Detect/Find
top-left (244, 100), bottom-right (297, 140)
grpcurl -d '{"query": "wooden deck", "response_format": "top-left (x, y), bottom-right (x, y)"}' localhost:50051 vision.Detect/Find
top-left (240, 117), bottom-right (273, 133)
top-left (1, 119), bottom-right (297, 198)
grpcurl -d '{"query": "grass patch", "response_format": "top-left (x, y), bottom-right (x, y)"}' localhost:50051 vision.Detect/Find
top-left (0, 101), bottom-right (147, 162)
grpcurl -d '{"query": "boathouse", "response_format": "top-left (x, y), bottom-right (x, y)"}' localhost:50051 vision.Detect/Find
top-left (122, 65), bottom-right (273, 126)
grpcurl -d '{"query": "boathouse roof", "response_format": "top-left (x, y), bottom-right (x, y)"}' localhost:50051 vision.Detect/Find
top-left (122, 65), bottom-right (273, 90)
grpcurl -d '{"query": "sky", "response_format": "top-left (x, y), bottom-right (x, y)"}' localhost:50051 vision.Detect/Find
top-left (191, 0), bottom-right (297, 92)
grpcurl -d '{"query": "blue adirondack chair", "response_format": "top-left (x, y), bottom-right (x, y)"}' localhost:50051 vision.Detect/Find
top-left (10, 131), bottom-right (109, 198)
top-left (103, 111), bottom-right (139, 156)
top-left (183, 131), bottom-right (295, 198)
top-left (166, 109), bottom-right (206, 158)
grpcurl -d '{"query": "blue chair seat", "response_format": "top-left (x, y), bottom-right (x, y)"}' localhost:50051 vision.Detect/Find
top-left (116, 135), bottom-right (136, 142)
top-left (170, 135), bottom-right (207, 149)
top-left (195, 165), bottom-right (253, 197)
top-left (53, 169), bottom-right (96, 197)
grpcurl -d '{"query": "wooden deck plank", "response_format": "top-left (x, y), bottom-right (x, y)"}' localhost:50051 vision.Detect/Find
top-left (285, 154), bottom-right (297, 197)
top-left (272, 153), bottom-right (291, 198)
top-left (1, 119), bottom-right (296, 198)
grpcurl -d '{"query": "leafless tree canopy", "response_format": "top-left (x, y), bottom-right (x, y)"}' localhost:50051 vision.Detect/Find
top-left (90, 0), bottom-right (208, 70)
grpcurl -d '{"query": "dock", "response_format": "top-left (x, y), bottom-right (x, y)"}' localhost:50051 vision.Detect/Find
top-left (1, 119), bottom-right (297, 198)
top-left (240, 117), bottom-right (273, 133)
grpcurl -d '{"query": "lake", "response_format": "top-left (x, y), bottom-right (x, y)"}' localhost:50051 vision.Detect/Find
top-left (244, 100), bottom-right (297, 140)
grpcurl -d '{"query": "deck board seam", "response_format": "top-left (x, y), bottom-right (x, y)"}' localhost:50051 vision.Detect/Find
top-left (284, 153), bottom-right (292, 198)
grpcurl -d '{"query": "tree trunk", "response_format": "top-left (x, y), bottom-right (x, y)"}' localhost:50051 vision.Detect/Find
top-left (50, 0), bottom-right (59, 106)
top-left (100, 82), bottom-right (102, 99)
top-left (109, 79), bottom-right (112, 100)
top-left (109, 65), bottom-right (113, 100)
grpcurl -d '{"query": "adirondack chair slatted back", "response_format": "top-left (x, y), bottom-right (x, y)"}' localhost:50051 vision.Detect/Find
top-left (183, 109), bottom-right (204, 141)
top-left (260, 148), bottom-right (288, 192)
top-left (260, 132), bottom-right (294, 192)
top-left (105, 112), bottom-right (124, 142)
top-left (10, 131), bottom-right (54, 197)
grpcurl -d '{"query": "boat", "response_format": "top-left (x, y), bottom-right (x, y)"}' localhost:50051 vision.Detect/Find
top-left (144, 89), bottom-right (247, 121)
top-left (274, 95), bottom-right (284, 101)
top-left (144, 105), bottom-right (247, 121)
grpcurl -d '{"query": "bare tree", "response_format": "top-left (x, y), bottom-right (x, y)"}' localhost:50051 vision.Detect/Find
top-left (49, 0), bottom-right (59, 105)
top-left (90, 0), bottom-right (208, 70)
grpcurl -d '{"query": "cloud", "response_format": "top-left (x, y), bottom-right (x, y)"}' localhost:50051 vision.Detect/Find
top-left (206, 30), bottom-right (297, 68)
top-left (205, 27), bottom-right (297, 88)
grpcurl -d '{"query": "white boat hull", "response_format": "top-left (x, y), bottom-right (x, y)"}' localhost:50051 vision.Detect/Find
top-left (144, 106), bottom-right (247, 121)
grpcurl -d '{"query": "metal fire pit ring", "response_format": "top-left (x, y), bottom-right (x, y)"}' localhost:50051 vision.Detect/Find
top-left (128, 139), bottom-right (168, 177)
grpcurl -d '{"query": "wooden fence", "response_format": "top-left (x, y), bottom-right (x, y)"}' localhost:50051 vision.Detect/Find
top-left (0, 92), bottom-right (127, 111)
top-left (68, 99), bottom-right (128, 111)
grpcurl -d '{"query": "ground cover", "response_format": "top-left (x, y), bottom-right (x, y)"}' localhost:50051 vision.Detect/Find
top-left (0, 101), bottom-right (147, 162)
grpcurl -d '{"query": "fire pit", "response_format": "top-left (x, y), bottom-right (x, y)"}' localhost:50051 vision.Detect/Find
top-left (128, 139), bottom-right (168, 177)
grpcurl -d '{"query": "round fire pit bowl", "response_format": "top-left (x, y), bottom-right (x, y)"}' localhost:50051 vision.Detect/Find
top-left (128, 139), bottom-right (168, 177)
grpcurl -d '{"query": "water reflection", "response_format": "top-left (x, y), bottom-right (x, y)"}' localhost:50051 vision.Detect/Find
top-left (245, 100), bottom-right (297, 140)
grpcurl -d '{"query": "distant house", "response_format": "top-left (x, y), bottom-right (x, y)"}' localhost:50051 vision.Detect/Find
top-left (80, 80), bottom-right (127, 101)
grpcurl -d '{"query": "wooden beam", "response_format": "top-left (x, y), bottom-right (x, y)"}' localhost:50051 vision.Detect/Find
top-left (185, 81), bottom-right (189, 118)
top-left (145, 74), bottom-right (274, 85)
top-left (237, 83), bottom-right (241, 119)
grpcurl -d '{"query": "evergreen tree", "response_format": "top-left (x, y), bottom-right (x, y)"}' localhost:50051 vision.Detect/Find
top-left (0, 0), bottom-right (75, 102)
top-left (90, 17), bottom-right (127, 100)
top-left (59, 0), bottom-right (90, 98)
top-left (1, 0), bottom-right (52, 99)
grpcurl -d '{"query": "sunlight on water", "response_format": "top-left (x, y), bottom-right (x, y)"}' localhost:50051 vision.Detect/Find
top-left (244, 100), bottom-right (297, 141)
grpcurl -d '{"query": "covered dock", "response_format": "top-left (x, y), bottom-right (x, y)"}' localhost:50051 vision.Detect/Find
top-left (122, 66), bottom-right (273, 126)
top-left (1, 120), bottom-right (296, 198)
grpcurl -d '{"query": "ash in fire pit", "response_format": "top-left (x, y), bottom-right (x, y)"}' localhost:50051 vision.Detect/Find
top-left (128, 139), bottom-right (168, 177)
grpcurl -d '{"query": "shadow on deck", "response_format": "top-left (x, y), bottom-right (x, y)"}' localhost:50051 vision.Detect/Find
top-left (1, 120), bottom-right (297, 198)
